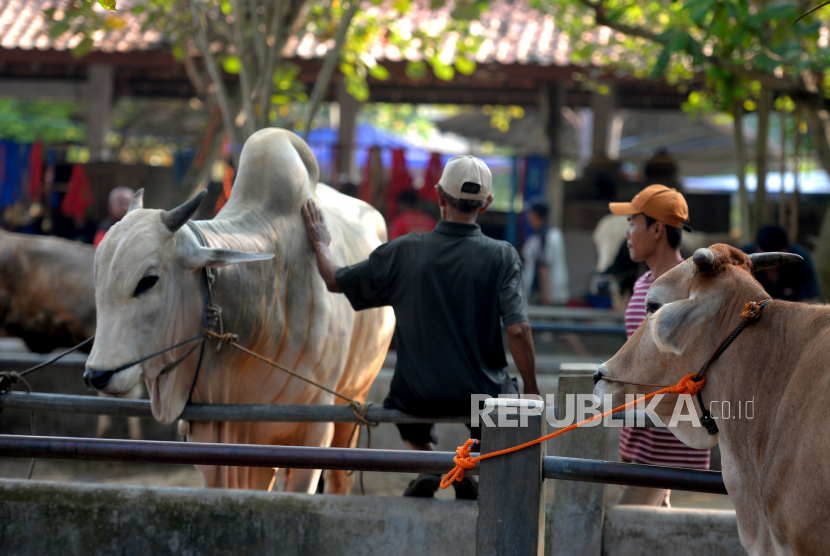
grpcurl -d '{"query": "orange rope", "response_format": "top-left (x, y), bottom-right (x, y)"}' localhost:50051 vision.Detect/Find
top-left (440, 373), bottom-right (706, 489)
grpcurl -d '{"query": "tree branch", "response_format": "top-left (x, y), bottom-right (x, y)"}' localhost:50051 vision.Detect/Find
top-left (190, 0), bottom-right (240, 165)
top-left (231, 0), bottom-right (256, 140)
top-left (257, 0), bottom-right (285, 129)
top-left (302, 0), bottom-right (360, 140)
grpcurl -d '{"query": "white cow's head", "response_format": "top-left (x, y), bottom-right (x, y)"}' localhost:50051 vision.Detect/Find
top-left (84, 189), bottom-right (272, 422)
top-left (594, 244), bottom-right (801, 449)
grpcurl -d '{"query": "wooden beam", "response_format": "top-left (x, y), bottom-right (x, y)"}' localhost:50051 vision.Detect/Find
top-left (0, 78), bottom-right (86, 100)
top-left (590, 84), bottom-right (616, 157)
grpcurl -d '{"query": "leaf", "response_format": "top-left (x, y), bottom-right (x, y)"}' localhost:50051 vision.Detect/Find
top-left (429, 0), bottom-right (445, 9)
top-left (451, 0), bottom-right (481, 21)
top-left (71, 36), bottom-right (95, 59)
top-left (454, 56), bottom-right (476, 75)
top-left (405, 61), bottom-right (428, 80)
top-left (48, 21), bottom-right (71, 38)
top-left (98, 0), bottom-right (117, 11)
top-left (222, 56), bottom-right (241, 74)
top-left (393, 0), bottom-right (410, 13)
top-left (431, 57), bottom-right (455, 81)
top-left (368, 64), bottom-right (390, 80)
top-left (221, 0), bottom-right (232, 15)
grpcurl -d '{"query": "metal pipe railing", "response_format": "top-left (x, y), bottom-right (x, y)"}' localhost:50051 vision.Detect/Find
top-left (0, 392), bottom-right (469, 424)
top-left (0, 435), bottom-right (726, 494)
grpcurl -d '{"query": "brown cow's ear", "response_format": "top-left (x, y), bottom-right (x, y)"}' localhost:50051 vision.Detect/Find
top-left (649, 298), bottom-right (715, 355)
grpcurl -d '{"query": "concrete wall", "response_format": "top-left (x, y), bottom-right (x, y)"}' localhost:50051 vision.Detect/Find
top-left (0, 479), bottom-right (744, 556)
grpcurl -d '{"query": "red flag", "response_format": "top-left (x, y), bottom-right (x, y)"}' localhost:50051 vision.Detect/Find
top-left (61, 164), bottom-right (94, 221)
top-left (420, 152), bottom-right (442, 203)
top-left (28, 142), bottom-right (43, 203)
top-left (385, 148), bottom-right (413, 219)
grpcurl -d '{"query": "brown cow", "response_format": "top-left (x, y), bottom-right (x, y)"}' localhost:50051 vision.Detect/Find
top-left (0, 230), bottom-right (96, 353)
top-left (594, 244), bottom-right (829, 556)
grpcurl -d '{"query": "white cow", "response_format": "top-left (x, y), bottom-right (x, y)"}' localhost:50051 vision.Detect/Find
top-left (84, 129), bottom-right (395, 492)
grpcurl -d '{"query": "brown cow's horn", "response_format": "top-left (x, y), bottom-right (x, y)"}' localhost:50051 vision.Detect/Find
top-left (128, 188), bottom-right (144, 212)
top-left (749, 252), bottom-right (804, 272)
top-left (693, 248), bottom-right (715, 271)
top-left (161, 190), bottom-right (207, 232)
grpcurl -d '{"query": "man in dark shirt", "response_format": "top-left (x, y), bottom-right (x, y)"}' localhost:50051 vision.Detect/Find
top-left (741, 224), bottom-right (822, 303)
top-left (302, 155), bottom-right (538, 499)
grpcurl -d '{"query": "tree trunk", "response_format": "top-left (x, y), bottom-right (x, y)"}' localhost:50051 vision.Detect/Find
top-left (754, 87), bottom-right (773, 233)
top-left (734, 102), bottom-right (751, 243)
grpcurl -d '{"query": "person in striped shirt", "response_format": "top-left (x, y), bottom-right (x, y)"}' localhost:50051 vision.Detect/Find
top-left (608, 184), bottom-right (710, 507)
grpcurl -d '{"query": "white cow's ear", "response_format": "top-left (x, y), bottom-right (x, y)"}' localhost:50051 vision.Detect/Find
top-left (184, 246), bottom-right (273, 269)
top-left (649, 298), bottom-right (713, 355)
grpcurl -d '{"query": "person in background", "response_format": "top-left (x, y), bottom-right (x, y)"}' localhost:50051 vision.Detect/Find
top-left (608, 184), bottom-right (709, 507)
top-left (388, 190), bottom-right (437, 240)
top-left (94, 187), bottom-right (135, 248)
top-left (521, 199), bottom-right (569, 305)
top-left (741, 224), bottom-right (822, 304)
top-left (303, 155), bottom-right (538, 500)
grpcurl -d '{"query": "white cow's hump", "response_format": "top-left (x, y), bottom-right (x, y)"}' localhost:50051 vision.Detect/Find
top-left (316, 184), bottom-right (388, 254)
top-left (220, 128), bottom-right (321, 218)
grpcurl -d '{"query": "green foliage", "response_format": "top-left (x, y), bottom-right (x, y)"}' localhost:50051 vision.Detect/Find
top-left (531, 0), bottom-right (830, 115)
top-left (0, 99), bottom-right (85, 143)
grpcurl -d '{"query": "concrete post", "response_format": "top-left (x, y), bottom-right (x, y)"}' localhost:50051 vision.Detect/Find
top-left (477, 399), bottom-right (546, 556)
top-left (86, 64), bottom-right (114, 162)
top-left (590, 85), bottom-right (616, 158)
top-left (539, 81), bottom-right (564, 230)
top-left (548, 364), bottom-right (606, 556)
top-left (336, 80), bottom-right (361, 186)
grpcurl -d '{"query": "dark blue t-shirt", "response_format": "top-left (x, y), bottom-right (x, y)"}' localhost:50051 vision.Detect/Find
top-left (335, 221), bottom-right (527, 415)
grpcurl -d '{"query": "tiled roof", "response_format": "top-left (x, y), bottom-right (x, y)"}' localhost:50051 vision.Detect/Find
top-left (0, 0), bottom-right (582, 67)
top-left (0, 0), bottom-right (163, 52)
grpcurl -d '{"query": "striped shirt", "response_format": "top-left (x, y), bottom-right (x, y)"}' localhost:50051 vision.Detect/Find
top-left (619, 269), bottom-right (711, 470)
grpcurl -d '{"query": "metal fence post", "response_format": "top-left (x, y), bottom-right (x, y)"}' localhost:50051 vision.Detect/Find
top-left (477, 398), bottom-right (546, 556)
top-left (548, 364), bottom-right (606, 556)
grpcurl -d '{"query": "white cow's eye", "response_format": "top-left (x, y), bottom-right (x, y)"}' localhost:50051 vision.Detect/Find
top-left (134, 275), bottom-right (159, 297)
top-left (646, 301), bottom-right (661, 314)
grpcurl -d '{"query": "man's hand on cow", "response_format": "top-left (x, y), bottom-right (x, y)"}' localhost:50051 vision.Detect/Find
top-left (302, 199), bottom-right (332, 250)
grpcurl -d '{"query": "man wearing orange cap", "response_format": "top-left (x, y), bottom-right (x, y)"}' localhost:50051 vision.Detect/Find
top-left (608, 184), bottom-right (710, 507)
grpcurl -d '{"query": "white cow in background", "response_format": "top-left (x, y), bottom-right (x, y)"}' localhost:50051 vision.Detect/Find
top-left (84, 129), bottom-right (395, 492)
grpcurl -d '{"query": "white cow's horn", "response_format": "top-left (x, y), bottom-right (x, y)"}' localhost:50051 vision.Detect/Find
top-left (749, 252), bottom-right (804, 272)
top-left (162, 189), bottom-right (208, 232)
top-left (128, 188), bottom-right (144, 212)
top-left (693, 248), bottom-right (715, 271)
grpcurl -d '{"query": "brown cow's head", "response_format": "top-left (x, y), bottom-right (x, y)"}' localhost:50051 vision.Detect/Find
top-left (594, 244), bottom-right (800, 449)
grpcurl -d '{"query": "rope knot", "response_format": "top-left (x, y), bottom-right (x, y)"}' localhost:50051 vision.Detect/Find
top-left (440, 438), bottom-right (479, 489)
top-left (348, 401), bottom-right (378, 428)
top-left (668, 373), bottom-right (705, 396)
top-left (216, 332), bottom-right (238, 345)
top-left (741, 301), bottom-right (763, 321)
top-left (0, 370), bottom-right (20, 393)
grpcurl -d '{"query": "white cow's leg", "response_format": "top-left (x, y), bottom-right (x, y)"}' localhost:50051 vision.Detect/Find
top-left (323, 421), bottom-right (360, 495)
top-left (95, 414), bottom-right (111, 438)
top-left (285, 422), bottom-right (334, 494)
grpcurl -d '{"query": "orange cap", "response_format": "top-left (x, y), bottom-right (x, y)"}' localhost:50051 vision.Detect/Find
top-left (608, 184), bottom-right (689, 229)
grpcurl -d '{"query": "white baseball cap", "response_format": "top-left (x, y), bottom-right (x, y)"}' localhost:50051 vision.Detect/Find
top-left (436, 155), bottom-right (492, 201)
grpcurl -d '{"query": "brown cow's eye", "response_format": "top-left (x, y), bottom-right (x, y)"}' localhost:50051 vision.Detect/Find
top-left (134, 276), bottom-right (159, 297)
top-left (646, 301), bottom-right (661, 314)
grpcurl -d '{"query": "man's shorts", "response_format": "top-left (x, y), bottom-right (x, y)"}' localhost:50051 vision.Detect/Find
top-left (383, 378), bottom-right (518, 447)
